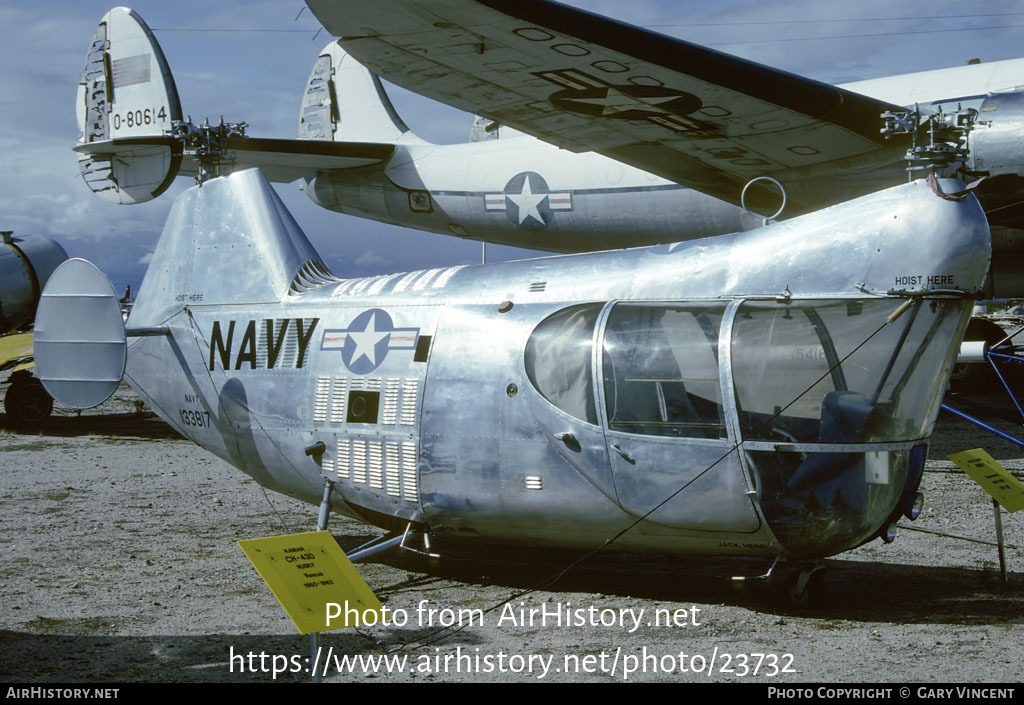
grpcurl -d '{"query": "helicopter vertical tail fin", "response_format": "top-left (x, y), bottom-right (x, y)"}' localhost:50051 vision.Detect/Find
top-left (299, 42), bottom-right (423, 144)
top-left (128, 168), bottom-right (333, 328)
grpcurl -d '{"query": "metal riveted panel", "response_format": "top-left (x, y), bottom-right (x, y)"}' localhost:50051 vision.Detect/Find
top-left (307, 303), bottom-right (438, 522)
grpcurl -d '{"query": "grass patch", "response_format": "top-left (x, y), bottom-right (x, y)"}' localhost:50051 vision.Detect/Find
top-left (231, 588), bottom-right (262, 596)
top-left (23, 615), bottom-right (119, 636)
top-left (1, 441), bottom-right (58, 452)
top-left (814, 620), bottom-right (846, 631)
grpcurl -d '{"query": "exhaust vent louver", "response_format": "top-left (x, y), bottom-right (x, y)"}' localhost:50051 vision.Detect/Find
top-left (288, 258), bottom-right (340, 295)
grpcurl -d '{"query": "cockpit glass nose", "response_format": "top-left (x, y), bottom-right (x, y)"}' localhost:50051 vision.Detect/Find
top-left (731, 298), bottom-right (963, 444)
top-left (731, 298), bottom-right (969, 557)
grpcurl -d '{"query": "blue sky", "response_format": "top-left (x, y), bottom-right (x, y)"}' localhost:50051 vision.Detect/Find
top-left (3, 1), bottom-right (1024, 293)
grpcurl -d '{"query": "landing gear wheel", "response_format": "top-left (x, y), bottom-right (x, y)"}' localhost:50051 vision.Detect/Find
top-left (781, 566), bottom-right (825, 608)
top-left (4, 376), bottom-right (53, 426)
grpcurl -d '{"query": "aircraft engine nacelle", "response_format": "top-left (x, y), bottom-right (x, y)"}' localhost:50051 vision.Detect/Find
top-left (963, 90), bottom-right (1024, 297)
top-left (970, 91), bottom-right (1024, 203)
top-left (0, 233), bottom-right (68, 335)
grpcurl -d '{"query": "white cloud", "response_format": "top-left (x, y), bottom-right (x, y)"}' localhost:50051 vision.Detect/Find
top-left (353, 250), bottom-right (392, 269)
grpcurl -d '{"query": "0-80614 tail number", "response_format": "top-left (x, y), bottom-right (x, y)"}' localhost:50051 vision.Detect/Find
top-left (112, 106), bottom-right (167, 130)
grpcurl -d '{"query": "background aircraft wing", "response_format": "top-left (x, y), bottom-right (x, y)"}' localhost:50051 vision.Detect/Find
top-left (74, 137), bottom-right (394, 185)
top-left (306, 0), bottom-right (910, 214)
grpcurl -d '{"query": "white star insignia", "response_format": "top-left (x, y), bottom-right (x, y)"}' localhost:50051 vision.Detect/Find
top-left (570, 88), bottom-right (679, 116)
top-left (347, 312), bottom-right (390, 368)
top-left (506, 177), bottom-right (548, 225)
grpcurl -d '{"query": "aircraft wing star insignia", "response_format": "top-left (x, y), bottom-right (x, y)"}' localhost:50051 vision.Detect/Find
top-left (535, 70), bottom-right (708, 133)
top-left (560, 86), bottom-right (690, 117)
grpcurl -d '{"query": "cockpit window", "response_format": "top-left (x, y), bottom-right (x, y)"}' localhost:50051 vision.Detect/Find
top-left (602, 303), bottom-right (727, 438)
top-left (525, 303), bottom-right (602, 424)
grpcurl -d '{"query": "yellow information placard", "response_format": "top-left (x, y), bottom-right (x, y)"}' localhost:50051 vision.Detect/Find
top-left (948, 449), bottom-right (1024, 513)
top-left (238, 530), bottom-right (383, 634)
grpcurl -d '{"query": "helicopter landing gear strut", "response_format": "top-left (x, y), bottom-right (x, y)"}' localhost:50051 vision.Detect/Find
top-left (732, 557), bottom-right (827, 607)
top-left (780, 563), bottom-right (826, 608)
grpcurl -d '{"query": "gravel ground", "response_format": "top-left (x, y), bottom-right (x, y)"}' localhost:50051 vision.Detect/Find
top-left (0, 384), bottom-right (1021, 684)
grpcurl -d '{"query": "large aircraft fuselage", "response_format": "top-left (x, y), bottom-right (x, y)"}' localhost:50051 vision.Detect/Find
top-left (304, 136), bottom-right (758, 252)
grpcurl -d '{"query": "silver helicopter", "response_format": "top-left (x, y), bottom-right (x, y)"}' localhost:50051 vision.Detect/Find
top-left (33, 163), bottom-right (989, 604)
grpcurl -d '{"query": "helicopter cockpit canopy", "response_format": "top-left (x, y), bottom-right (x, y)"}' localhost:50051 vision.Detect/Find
top-left (525, 296), bottom-right (969, 558)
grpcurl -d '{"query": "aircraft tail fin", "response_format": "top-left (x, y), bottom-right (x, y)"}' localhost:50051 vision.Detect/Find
top-left (299, 42), bottom-right (421, 144)
top-left (34, 169), bottom-right (328, 409)
top-left (75, 10), bottom-right (398, 201)
top-left (75, 7), bottom-right (183, 204)
top-left (129, 169), bottom-right (334, 327)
